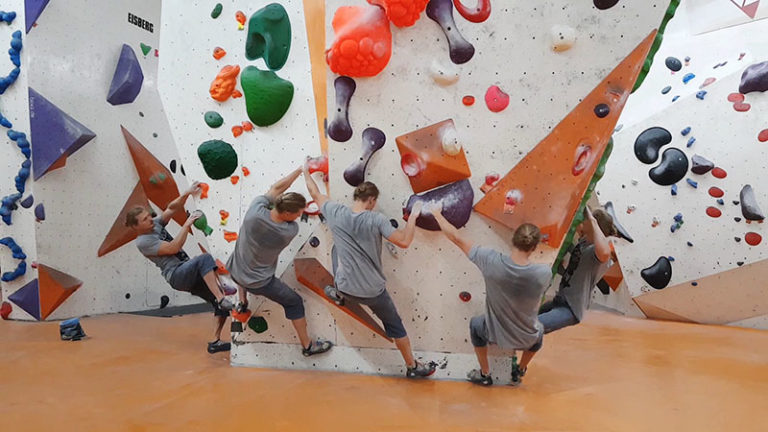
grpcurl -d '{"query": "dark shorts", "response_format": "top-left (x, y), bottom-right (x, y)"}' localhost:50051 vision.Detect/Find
top-left (341, 290), bottom-right (407, 339)
top-left (469, 315), bottom-right (543, 352)
top-left (538, 295), bottom-right (579, 334)
top-left (241, 276), bottom-right (305, 321)
top-left (170, 254), bottom-right (227, 317)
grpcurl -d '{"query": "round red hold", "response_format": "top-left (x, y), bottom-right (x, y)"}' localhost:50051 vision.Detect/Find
top-left (459, 291), bottom-right (471, 302)
top-left (712, 167), bottom-right (727, 179)
top-left (733, 102), bottom-right (751, 112)
top-left (706, 207), bottom-right (722, 218)
top-left (758, 129), bottom-right (768, 143)
top-left (462, 95), bottom-right (475, 106)
top-left (745, 232), bottom-right (762, 246)
top-left (727, 93), bottom-right (745, 102)
top-left (0, 301), bottom-right (11, 320)
top-left (708, 187), bottom-right (724, 198)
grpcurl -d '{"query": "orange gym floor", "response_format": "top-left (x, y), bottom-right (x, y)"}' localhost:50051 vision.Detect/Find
top-left (1, 310), bottom-right (767, 431)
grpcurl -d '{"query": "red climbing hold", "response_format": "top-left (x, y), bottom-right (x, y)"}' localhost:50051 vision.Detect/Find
top-left (745, 232), bottom-right (762, 246)
top-left (727, 93), bottom-right (745, 102)
top-left (241, 121), bottom-right (253, 132)
top-left (758, 129), bottom-right (768, 142)
top-left (462, 95), bottom-right (475, 106)
top-left (230, 175), bottom-right (240, 185)
top-left (326, 5), bottom-right (393, 77)
top-left (213, 47), bottom-right (226, 60)
top-left (242, 166), bottom-right (250, 176)
top-left (485, 85), bottom-right (509, 113)
top-left (224, 230), bottom-right (238, 242)
top-left (733, 102), bottom-right (751, 112)
top-left (0, 301), bottom-right (11, 320)
top-left (453, 0), bottom-right (491, 23)
top-left (712, 167), bottom-right (727, 179)
top-left (708, 187), bottom-right (724, 198)
top-left (232, 125), bottom-right (243, 138)
top-left (235, 10), bottom-right (246, 27)
top-left (459, 291), bottom-right (472, 302)
top-left (367, 0), bottom-right (429, 27)
top-left (706, 206), bottom-right (722, 218)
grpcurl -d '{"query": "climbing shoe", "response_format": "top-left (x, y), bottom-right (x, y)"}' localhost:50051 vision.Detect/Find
top-left (207, 339), bottom-right (231, 354)
top-left (406, 361), bottom-right (436, 378)
top-left (324, 285), bottom-right (345, 306)
top-left (467, 369), bottom-right (493, 386)
top-left (302, 339), bottom-right (333, 357)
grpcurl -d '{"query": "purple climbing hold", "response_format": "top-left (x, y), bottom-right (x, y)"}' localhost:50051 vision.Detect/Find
top-left (403, 179), bottom-right (474, 231)
top-left (107, 44), bottom-right (144, 105)
top-left (649, 148), bottom-right (688, 186)
top-left (682, 73), bottom-right (695, 84)
top-left (738, 61), bottom-right (768, 94)
top-left (19, 195), bottom-right (33, 208)
top-left (641, 256), bottom-right (672, 289)
top-left (681, 126), bottom-right (691, 136)
top-left (426, 0), bottom-right (475, 65)
top-left (686, 137), bottom-right (696, 148)
top-left (686, 178), bottom-right (698, 188)
top-left (739, 184), bottom-right (765, 222)
top-left (634, 127), bottom-right (672, 164)
top-left (8, 278), bottom-right (40, 320)
top-left (343, 127), bottom-right (386, 187)
top-left (29, 88), bottom-right (96, 180)
top-left (690, 154), bottom-right (714, 174)
top-left (328, 76), bottom-right (356, 143)
top-left (34, 203), bottom-right (45, 221)
top-left (24, 0), bottom-right (51, 33)
top-left (603, 201), bottom-right (633, 243)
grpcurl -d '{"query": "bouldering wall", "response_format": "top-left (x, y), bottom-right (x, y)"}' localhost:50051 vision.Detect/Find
top-left (231, 0), bottom-right (668, 382)
top-left (2, 0), bottom-right (208, 321)
top-left (596, 1), bottom-right (768, 330)
top-left (158, 0), bottom-right (323, 279)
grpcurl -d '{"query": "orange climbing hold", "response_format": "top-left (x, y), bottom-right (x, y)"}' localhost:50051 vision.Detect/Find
top-left (209, 65), bottom-right (241, 102)
top-left (215, 259), bottom-right (229, 274)
top-left (213, 47), bottom-right (227, 60)
top-left (367, 0), bottom-right (429, 27)
top-left (326, 5), bottom-right (392, 77)
top-left (199, 183), bottom-right (210, 199)
top-left (241, 166), bottom-right (250, 176)
top-left (230, 175), bottom-right (240, 185)
top-left (241, 121), bottom-right (253, 132)
top-left (232, 125), bottom-right (243, 138)
top-left (219, 210), bottom-right (229, 219)
top-left (224, 230), bottom-right (238, 242)
top-left (396, 119), bottom-right (471, 193)
top-left (235, 10), bottom-right (246, 29)
top-left (473, 31), bottom-right (656, 247)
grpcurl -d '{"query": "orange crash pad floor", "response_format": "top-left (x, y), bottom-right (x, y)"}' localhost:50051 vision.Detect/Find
top-left (1, 311), bottom-right (767, 431)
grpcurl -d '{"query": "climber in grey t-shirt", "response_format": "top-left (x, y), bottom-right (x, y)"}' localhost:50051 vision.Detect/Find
top-left (304, 164), bottom-right (436, 379)
top-left (433, 204), bottom-right (551, 387)
top-left (539, 207), bottom-right (616, 333)
top-left (226, 168), bottom-right (332, 357)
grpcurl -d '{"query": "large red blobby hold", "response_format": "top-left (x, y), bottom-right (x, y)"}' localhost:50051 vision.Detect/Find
top-left (326, 5), bottom-right (392, 77)
top-left (367, 0), bottom-right (429, 27)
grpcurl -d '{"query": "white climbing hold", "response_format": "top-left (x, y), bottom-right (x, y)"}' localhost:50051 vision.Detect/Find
top-left (439, 122), bottom-right (462, 155)
top-left (429, 59), bottom-right (459, 86)
top-left (550, 24), bottom-right (576, 52)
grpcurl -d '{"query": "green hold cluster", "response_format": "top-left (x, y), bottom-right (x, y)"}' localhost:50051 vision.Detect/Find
top-left (632, 0), bottom-right (681, 93)
top-left (211, 3), bottom-right (223, 19)
top-left (245, 3), bottom-right (292, 70)
top-left (241, 66), bottom-right (294, 127)
top-left (204, 111), bottom-right (224, 128)
top-left (198, 139), bottom-right (238, 180)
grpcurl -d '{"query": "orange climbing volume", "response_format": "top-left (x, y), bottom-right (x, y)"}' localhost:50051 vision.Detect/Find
top-left (473, 31), bottom-right (657, 247)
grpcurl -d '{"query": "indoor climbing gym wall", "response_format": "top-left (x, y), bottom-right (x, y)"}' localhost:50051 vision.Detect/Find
top-left (158, 0), bottom-right (323, 280)
top-left (2, 0), bottom-right (208, 321)
top-left (596, 0), bottom-right (768, 329)
top-left (231, 0), bottom-right (669, 382)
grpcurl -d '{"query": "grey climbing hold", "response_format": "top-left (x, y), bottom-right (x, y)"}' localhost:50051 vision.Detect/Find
top-left (738, 61), bottom-right (768, 94)
top-left (690, 154), bottom-right (714, 174)
top-left (739, 184), bottom-right (765, 221)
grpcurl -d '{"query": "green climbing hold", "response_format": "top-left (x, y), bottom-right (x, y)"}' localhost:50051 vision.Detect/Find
top-left (193, 211), bottom-right (214, 236)
top-left (248, 316), bottom-right (268, 333)
top-left (245, 3), bottom-right (292, 71)
top-left (241, 66), bottom-right (294, 127)
top-left (198, 139), bottom-right (238, 180)
top-left (140, 43), bottom-right (151, 56)
top-left (211, 3), bottom-right (223, 19)
top-left (204, 111), bottom-right (224, 128)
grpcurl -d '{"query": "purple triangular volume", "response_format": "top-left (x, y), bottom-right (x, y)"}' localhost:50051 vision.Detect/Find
top-left (107, 44), bottom-right (144, 106)
top-left (8, 278), bottom-right (40, 320)
top-left (29, 87), bottom-right (96, 180)
top-left (25, 0), bottom-right (51, 33)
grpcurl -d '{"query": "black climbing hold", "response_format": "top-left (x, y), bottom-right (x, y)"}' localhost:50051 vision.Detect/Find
top-left (649, 148), bottom-right (689, 186)
top-left (170, 159), bottom-right (177, 173)
top-left (665, 56), bottom-right (682, 72)
top-left (125, 293), bottom-right (131, 299)
top-left (735, 237), bottom-right (741, 242)
top-left (180, 164), bottom-right (186, 176)
top-left (593, 0), bottom-right (620, 10)
top-left (596, 279), bottom-right (610, 295)
top-left (739, 185), bottom-right (765, 221)
top-left (640, 256), bottom-right (672, 290)
top-left (690, 154), bottom-right (714, 175)
top-left (735, 217), bottom-right (742, 222)
top-left (737, 261), bottom-right (744, 266)
top-left (634, 127), bottom-right (672, 164)
top-left (739, 60), bottom-right (768, 94)
top-left (691, 281), bottom-right (698, 286)
top-left (390, 218), bottom-right (399, 229)
top-left (687, 241), bottom-right (693, 247)
top-left (309, 236), bottom-right (320, 248)
top-left (160, 295), bottom-right (169, 309)
top-left (594, 103), bottom-right (610, 118)
top-left (733, 201), bottom-right (740, 205)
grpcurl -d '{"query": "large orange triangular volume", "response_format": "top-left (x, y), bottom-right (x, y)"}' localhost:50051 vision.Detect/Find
top-left (396, 119), bottom-right (471, 193)
top-left (121, 126), bottom-right (184, 226)
top-left (294, 258), bottom-right (392, 341)
top-left (474, 31), bottom-right (656, 247)
top-left (38, 264), bottom-right (83, 320)
top-left (98, 182), bottom-right (150, 257)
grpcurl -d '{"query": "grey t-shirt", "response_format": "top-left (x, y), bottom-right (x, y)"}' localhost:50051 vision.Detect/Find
top-left (469, 246), bottom-right (551, 350)
top-left (227, 195), bottom-right (299, 289)
top-left (559, 243), bottom-right (612, 322)
top-left (136, 217), bottom-right (190, 283)
top-left (322, 200), bottom-right (396, 298)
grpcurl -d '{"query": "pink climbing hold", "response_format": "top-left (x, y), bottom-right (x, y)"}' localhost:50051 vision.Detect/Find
top-left (733, 102), bottom-right (751, 112)
top-left (708, 187), bottom-right (724, 198)
top-left (453, 0), bottom-right (491, 23)
top-left (758, 129), bottom-right (768, 142)
top-left (727, 93), bottom-right (745, 102)
top-left (745, 232), bottom-right (762, 246)
top-left (700, 77), bottom-right (716, 88)
top-left (706, 207), bottom-right (722, 218)
top-left (462, 95), bottom-right (475, 106)
top-left (485, 85), bottom-right (509, 113)
top-left (712, 167), bottom-right (728, 179)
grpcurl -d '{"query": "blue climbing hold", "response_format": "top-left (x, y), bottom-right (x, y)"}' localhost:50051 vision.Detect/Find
top-left (19, 195), bottom-right (33, 208)
top-left (717, 198), bottom-right (724, 205)
top-left (667, 256), bottom-right (676, 262)
top-left (682, 73), bottom-right (695, 84)
top-left (696, 90), bottom-right (707, 100)
top-left (34, 203), bottom-right (45, 221)
top-left (0, 11), bottom-right (17, 23)
top-left (686, 178), bottom-right (698, 188)
top-left (686, 137), bottom-right (696, 148)
top-left (661, 86), bottom-right (671, 94)
top-left (0, 237), bottom-right (27, 282)
top-left (672, 95), bottom-right (680, 102)
top-left (674, 213), bottom-right (683, 223)
top-left (681, 126), bottom-right (691, 136)
top-left (671, 184), bottom-right (678, 196)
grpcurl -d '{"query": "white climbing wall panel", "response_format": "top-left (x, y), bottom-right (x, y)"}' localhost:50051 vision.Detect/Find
top-left (158, 0), bottom-right (322, 279)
